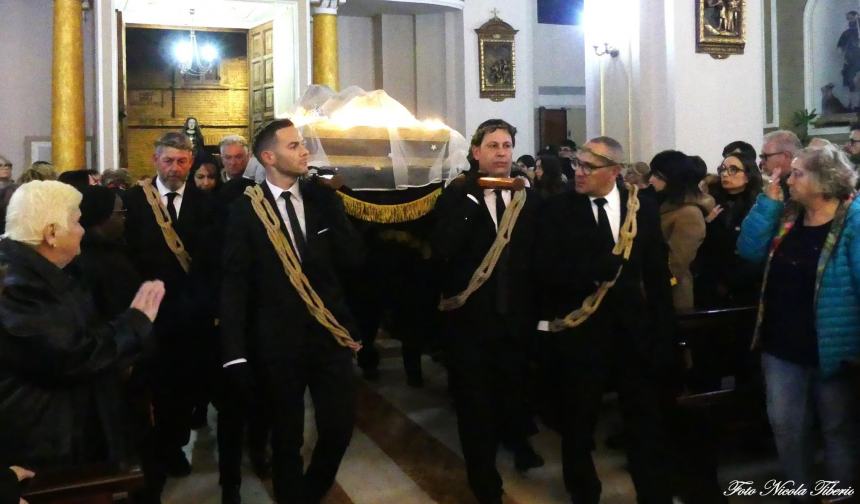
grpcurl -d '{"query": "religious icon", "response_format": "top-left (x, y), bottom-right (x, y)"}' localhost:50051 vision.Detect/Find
top-left (696, 0), bottom-right (746, 59)
top-left (476, 11), bottom-right (518, 102)
top-left (838, 10), bottom-right (860, 109)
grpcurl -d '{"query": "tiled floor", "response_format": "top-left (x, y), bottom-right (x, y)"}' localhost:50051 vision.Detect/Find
top-left (163, 341), bottom-right (791, 503)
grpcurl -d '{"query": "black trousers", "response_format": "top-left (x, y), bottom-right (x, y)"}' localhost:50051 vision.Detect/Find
top-left (446, 324), bottom-right (531, 504)
top-left (264, 334), bottom-right (356, 504)
top-left (216, 370), bottom-right (271, 487)
top-left (555, 326), bottom-right (673, 504)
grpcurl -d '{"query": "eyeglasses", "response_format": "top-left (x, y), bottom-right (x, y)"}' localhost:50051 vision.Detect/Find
top-left (759, 151), bottom-right (786, 162)
top-left (572, 158), bottom-right (617, 175)
top-left (717, 165), bottom-right (745, 176)
top-left (849, 139), bottom-right (860, 145)
top-left (0, 164), bottom-right (11, 168)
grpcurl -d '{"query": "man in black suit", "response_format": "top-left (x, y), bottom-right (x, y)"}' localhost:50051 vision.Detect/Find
top-left (536, 136), bottom-right (675, 504)
top-left (432, 119), bottom-right (542, 504)
top-left (123, 132), bottom-right (218, 498)
top-left (221, 119), bottom-right (364, 504)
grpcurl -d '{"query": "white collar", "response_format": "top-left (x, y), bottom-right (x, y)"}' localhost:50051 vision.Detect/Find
top-left (589, 183), bottom-right (620, 208)
top-left (155, 176), bottom-right (186, 197)
top-left (265, 178), bottom-right (302, 201)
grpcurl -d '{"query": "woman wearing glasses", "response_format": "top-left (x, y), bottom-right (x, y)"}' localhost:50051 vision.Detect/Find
top-left (649, 150), bottom-right (714, 311)
top-left (737, 143), bottom-right (859, 494)
top-left (695, 154), bottom-right (764, 308)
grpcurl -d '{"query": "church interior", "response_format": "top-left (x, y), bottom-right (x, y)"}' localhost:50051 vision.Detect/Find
top-left (2, 0), bottom-right (860, 503)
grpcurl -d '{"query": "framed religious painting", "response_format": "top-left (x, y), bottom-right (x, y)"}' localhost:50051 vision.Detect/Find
top-left (476, 13), bottom-right (518, 101)
top-left (696, 0), bottom-right (746, 59)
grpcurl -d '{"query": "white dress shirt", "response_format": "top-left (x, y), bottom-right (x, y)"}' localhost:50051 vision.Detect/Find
top-left (588, 183), bottom-right (621, 244)
top-left (483, 188), bottom-right (511, 230)
top-left (265, 178), bottom-right (307, 261)
top-left (155, 177), bottom-right (185, 218)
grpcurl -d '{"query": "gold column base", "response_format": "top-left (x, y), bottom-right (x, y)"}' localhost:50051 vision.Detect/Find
top-left (313, 13), bottom-right (339, 91)
top-left (52, 0), bottom-right (86, 172)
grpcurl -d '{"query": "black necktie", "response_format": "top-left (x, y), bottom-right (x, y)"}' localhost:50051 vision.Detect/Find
top-left (494, 189), bottom-right (506, 229)
top-left (282, 192), bottom-right (308, 260)
top-left (594, 197), bottom-right (614, 253)
top-left (493, 189), bottom-right (509, 315)
top-left (166, 192), bottom-right (179, 223)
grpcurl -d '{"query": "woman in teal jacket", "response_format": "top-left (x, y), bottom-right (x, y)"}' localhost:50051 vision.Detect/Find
top-left (737, 143), bottom-right (859, 494)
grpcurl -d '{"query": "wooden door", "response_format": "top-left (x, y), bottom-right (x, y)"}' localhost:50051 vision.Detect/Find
top-left (117, 10), bottom-right (128, 167)
top-left (249, 21), bottom-right (274, 138)
top-left (537, 107), bottom-right (568, 152)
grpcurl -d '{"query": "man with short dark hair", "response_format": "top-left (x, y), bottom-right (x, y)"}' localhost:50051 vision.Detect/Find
top-left (221, 119), bottom-right (365, 504)
top-left (844, 122), bottom-right (860, 166)
top-left (536, 136), bottom-right (675, 504)
top-left (432, 119), bottom-right (542, 504)
top-left (123, 131), bottom-right (218, 501)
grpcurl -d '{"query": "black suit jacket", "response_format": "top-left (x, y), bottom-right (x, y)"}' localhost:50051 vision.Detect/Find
top-left (123, 179), bottom-right (219, 332)
top-left (431, 177), bottom-right (540, 341)
top-left (220, 179), bottom-right (365, 367)
top-left (535, 187), bottom-right (675, 362)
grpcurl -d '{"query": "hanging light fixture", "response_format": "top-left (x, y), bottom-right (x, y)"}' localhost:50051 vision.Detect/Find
top-left (172, 9), bottom-right (219, 77)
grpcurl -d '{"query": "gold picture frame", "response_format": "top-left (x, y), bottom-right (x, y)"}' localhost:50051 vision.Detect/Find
top-left (696, 0), bottom-right (746, 59)
top-left (476, 14), bottom-right (518, 102)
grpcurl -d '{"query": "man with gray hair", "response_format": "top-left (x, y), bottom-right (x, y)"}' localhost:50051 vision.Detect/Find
top-left (219, 135), bottom-right (251, 182)
top-left (122, 131), bottom-right (218, 500)
top-left (760, 130), bottom-right (802, 200)
top-left (536, 135), bottom-right (675, 504)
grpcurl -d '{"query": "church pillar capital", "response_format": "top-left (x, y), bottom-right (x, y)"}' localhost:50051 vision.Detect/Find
top-left (312, 0), bottom-right (345, 16)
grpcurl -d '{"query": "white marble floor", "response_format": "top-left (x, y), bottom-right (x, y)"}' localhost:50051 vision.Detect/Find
top-left (163, 340), bottom-right (789, 504)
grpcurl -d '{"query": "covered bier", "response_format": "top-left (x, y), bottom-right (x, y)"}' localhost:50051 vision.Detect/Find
top-left (290, 86), bottom-right (469, 190)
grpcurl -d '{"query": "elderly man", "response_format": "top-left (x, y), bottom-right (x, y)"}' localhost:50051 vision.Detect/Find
top-left (432, 119), bottom-right (543, 504)
top-left (536, 136), bottom-right (676, 504)
top-left (123, 132), bottom-right (218, 499)
top-left (760, 130), bottom-right (802, 200)
top-left (219, 135), bottom-right (250, 182)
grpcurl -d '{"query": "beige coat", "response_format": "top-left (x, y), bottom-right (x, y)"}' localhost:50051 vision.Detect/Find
top-left (659, 194), bottom-right (715, 311)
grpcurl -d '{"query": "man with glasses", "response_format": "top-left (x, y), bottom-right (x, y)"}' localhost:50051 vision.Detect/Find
top-left (843, 122), bottom-right (860, 166)
top-left (760, 130), bottom-right (802, 201)
top-left (535, 136), bottom-right (675, 504)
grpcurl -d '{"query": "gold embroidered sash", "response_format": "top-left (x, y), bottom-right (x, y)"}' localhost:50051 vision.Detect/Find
top-left (141, 181), bottom-right (192, 273)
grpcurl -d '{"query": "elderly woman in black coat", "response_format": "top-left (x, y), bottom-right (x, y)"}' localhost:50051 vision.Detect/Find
top-left (0, 181), bottom-right (164, 469)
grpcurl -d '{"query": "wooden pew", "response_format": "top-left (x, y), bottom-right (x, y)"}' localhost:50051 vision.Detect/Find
top-left (21, 464), bottom-right (144, 504)
top-left (670, 306), bottom-right (767, 504)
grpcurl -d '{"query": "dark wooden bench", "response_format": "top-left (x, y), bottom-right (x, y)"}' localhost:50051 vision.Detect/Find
top-left (670, 306), bottom-right (768, 504)
top-left (21, 464), bottom-right (144, 504)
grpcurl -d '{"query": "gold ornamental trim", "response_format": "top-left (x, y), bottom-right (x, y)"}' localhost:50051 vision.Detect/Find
top-left (337, 188), bottom-right (441, 224)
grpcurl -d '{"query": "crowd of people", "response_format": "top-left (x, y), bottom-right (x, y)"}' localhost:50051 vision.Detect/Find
top-left (0, 118), bottom-right (858, 504)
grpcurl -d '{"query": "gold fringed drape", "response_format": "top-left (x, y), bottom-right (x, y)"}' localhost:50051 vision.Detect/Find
top-left (337, 188), bottom-right (442, 224)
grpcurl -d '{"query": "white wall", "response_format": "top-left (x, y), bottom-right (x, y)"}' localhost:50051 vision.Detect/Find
top-left (0, 0), bottom-right (96, 174)
top-left (338, 16), bottom-right (376, 91)
top-left (415, 13), bottom-right (448, 120)
top-left (462, 0), bottom-right (536, 156)
top-left (668, 0), bottom-right (764, 168)
top-left (534, 23), bottom-right (585, 108)
top-left (378, 14), bottom-right (417, 113)
top-left (586, 0), bottom-right (764, 168)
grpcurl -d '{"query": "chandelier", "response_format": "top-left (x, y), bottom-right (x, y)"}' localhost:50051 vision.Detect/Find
top-left (172, 9), bottom-right (219, 77)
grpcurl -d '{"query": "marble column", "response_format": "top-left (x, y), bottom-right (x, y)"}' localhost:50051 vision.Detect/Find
top-left (52, 0), bottom-right (87, 172)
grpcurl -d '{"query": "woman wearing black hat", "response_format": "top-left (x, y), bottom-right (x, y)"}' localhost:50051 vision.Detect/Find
top-left (649, 150), bottom-right (715, 311)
